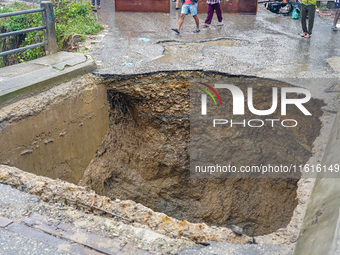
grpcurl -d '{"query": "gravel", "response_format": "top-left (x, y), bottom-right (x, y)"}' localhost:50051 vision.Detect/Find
top-left (179, 242), bottom-right (295, 255)
top-left (0, 228), bottom-right (68, 255)
top-left (0, 182), bottom-right (194, 254)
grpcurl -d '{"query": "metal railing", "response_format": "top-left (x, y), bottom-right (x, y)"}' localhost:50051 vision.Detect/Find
top-left (0, 1), bottom-right (57, 58)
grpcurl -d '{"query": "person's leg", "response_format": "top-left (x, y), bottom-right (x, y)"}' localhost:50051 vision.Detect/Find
top-left (307, 5), bottom-right (316, 35)
top-left (97, 0), bottom-right (100, 8)
top-left (176, 0), bottom-right (180, 9)
top-left (190, 3), bottom-right (200, 31)
top-left (204, 4), bottom-right (214, 25)
top-left (215, 3), bottom-right (223, 23)
top-left (174, 4), bottom-right (189, 32)
top-left (332, 9), bottom-right (340, 29)
top-left (92, 0), bottom-right (95, 6)
top-left (300, 4), bottom-right (308, 36)
top-left (178, 13), bottom-right (186, 31)
top-left (193, 14), bottom-right (200, 29)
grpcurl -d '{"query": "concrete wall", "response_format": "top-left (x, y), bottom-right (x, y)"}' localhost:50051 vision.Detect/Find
top-left (0, 79), bottom-right (109, 184)
top-left (294, 106), bottom-right (340, 255)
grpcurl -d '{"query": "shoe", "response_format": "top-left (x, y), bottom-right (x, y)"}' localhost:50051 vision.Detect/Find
top-left (193, 28), bottom-right (200, 33)
top-left (98, 5), bottom-right (101, 9)
top-left (203, 24), bottom-right (210, 28)
top-left (304, 33), bottom-right (311, 38)
top-left (217, 22), bottom-right (223, 26)
top-left (172, 28), bottom-right (180, 34)
top-left (332, 26), bottom-right (338, 31)
top-left (300, 32), bottom-right (307, 37)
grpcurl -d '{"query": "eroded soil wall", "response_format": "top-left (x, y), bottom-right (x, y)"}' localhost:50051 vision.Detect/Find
top-left (80, 71), bottom-right (324, 236)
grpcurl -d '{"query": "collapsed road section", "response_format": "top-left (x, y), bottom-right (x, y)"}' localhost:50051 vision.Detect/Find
top-left (0, 71), bottom-right (329, 254)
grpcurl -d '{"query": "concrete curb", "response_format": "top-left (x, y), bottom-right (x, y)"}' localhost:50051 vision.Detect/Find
top-left (0, 52), bottom-right (96, 107)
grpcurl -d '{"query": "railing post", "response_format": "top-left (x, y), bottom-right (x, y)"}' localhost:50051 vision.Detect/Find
top-left (41, 1), bottom-right (57, 55)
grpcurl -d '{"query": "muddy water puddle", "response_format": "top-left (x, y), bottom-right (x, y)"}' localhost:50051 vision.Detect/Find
top-left (157, 39), bottom-right (243, 64)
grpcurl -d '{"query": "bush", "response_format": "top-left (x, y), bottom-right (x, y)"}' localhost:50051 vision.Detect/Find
top-left (0, 0), bottom-right (102, 67)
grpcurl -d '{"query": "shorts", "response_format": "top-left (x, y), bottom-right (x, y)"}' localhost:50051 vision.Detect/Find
top-left (181, 3), bottom-right (198, 15)
top-left (335, 0), bottom-right (340, 8)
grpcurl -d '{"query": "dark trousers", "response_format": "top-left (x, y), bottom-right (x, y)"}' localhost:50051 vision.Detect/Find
top-left (204, 3), bottom-right (223, 24)
top-left (92, 0), bottom-right (100, 6)
top-left (301, 4), bottom-right (316, 34)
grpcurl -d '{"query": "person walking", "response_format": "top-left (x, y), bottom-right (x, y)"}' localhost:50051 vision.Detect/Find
top-left (175, 0), bottom-right (180, 9)
top-left (300, 0), bottom-right (317, 38)
top-left (331, 0), bottom-right (340, 31)
top-left (172, 0), bottom-right (200, 34)
top-left (203, 0), bottom-right (223, 27)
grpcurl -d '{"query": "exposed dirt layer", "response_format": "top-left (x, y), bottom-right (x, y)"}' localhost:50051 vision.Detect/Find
top-left (80, 71), bottom-right (324, 236)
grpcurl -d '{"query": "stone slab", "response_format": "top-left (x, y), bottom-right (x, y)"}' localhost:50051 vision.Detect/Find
top-left (0, 217), bottom-right (13, 228)
top-left (23, 214), bottom-right (150, 255)
top-left (6, 222), bottom-right (103, 255)
top-left (30, 51), bottom-right (85, 66)
top-left (0, 62), bottom-right (45, 79)
top-left (53, 55), bottom-right (87, 70)
top-left (0, 228), bottom-right (66, 255)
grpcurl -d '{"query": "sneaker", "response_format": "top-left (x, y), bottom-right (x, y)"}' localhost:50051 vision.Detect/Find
top-left (217, 21), bottom-right (223, 26)
top-left (172, 28), bottom-right (180, 34)
top-left (98, 5), bottom-right (101, 9)
top-left (193, 28), bottom-right (200, 33)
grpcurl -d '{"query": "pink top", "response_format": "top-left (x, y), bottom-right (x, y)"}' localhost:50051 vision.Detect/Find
top-left (185, 0), bottom-right (192, 4)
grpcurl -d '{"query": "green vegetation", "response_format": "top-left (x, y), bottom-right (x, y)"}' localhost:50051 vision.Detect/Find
top-left (0, 0), bottom-right (102, 67)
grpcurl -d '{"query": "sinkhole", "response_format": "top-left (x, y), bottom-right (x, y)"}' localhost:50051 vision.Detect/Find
top-left (0, 71), bottom-right (324, 236)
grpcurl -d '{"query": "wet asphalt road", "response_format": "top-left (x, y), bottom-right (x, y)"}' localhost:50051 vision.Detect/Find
top-left (1, 2), bottom-right (339, 255)
top-left (91, 0), bottom-right (340, 81)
